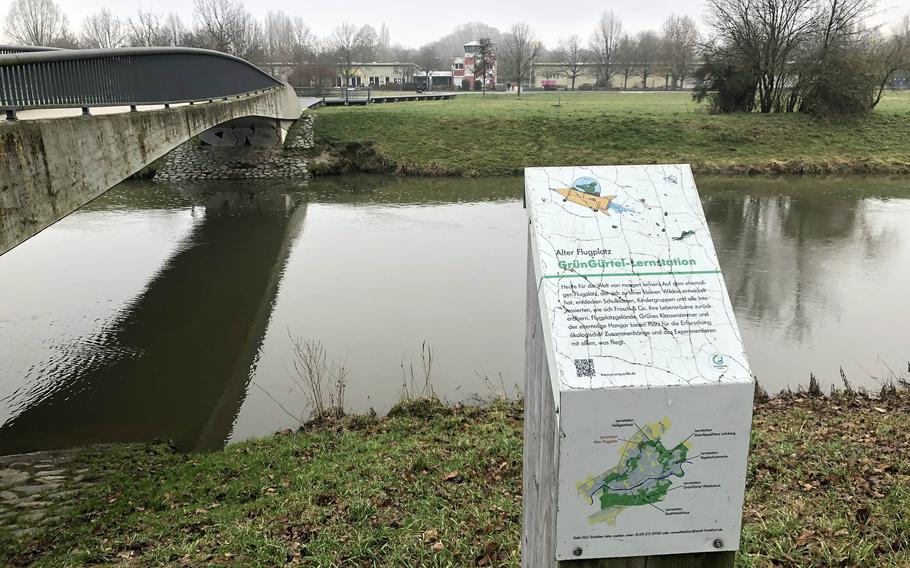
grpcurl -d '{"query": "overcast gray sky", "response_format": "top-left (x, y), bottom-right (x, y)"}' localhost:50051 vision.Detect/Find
top-left (2, 0), bottom-right (909, 48)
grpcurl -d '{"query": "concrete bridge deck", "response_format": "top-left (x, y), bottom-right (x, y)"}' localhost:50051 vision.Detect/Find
top-left (1, 46), bottom-right (303, 255)
top-left (8, 101), bottom-right (230, 121)
top-left (0, 86), bottom-right (301, 255)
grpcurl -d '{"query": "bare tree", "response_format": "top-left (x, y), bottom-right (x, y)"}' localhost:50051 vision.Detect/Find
top-left (616, 34), bottom-right (638, 89)
top-left (262, 11), bottom-right (313, 62)
top-left (264, 11), bottom-right (296, 61)
top-left (127, 9), bottom-right (167, 47)
top-left (162, 13), bottom-right (185, 46)
top-left (816, 0), bottom-right (876, 59)
top-left (636, 30), bottom-right (661, 88)
top-left (557, 35), bottom-right (587, 90)
top-left (193, 0), bottom-right (263, 59)
top-left (415, 42), bottom-right (441, 91)
top-left (288, 44), bottom-right (336, 88)
top-left (661, 15), bottom-right (700, 90)
top-left (785, 0), bottom-right (876, 111)
top-left (54, 28), bottom-right (80, 49)
top-left (590, 11), bottom-right (623, 88)
top-left (377, 22), bottom-right (391, 60)
top-left (81, 8), bottom-right (124, 49)
top-left (501, 22), bottom-right (539, 96)
top-left (707, 0), bottom-right (816, 112)
top-left (389, 44), bottom-right (416, 86)
top-left (327, 23), bottom-right (377, 87)
top-left (293, 20), bottom-right (315, 59)
top-left (5, 0), bottom-right (68, 46)
top-left (393, 62), bottom-right (415, 85)
top-left (869, 16), bottom-right (910, 108)
top-left (389, 43), bottom-right (414, 62)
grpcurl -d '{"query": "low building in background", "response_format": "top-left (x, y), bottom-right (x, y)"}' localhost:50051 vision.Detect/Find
top-left (414, 70), bottom-right (454, 90)
top-left (530, 62), bottom-right (677, 90)
top-left (529, 62), bottom-right (701, 90)
top-left (333, 62), bottom-right (417, 88)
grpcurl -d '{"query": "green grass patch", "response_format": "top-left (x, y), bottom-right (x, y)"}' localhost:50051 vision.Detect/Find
top-left (1, 401), bottom-right (523, 567)
top-left (311, 91), bottom-right (910, 176)
top-left (2, 391), bottom-right (909, 566)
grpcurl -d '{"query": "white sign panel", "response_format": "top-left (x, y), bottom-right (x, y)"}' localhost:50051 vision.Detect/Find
top-left (525, 165), bottom-right (754, 561)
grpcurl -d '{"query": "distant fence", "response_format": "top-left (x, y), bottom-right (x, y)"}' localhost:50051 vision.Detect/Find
top-left (294, 87), bottom-right (384, 101)
top-left (294, 86), bottom-right (457, 107)
top-left (0, 47), bottom-right (283, 118)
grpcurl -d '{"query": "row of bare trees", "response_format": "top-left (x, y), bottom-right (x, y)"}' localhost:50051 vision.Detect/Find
top-left (495, 4), bottom-right (907, 108)
top-left (555, 13), bottom-right (699, 90)
top-left (2, 0), bottom-right (412, 88)
top-left (4, 0), bottom-right (907, 107)
top-left (0, 0), bottom-right (715, 92)
top-left (3, 0), bottom-right (315, 63)
top-left (467, 14), bottom-right (700, 94)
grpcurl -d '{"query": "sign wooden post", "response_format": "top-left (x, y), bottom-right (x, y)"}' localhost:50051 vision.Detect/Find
top-left (522, 165), bottom-right (754, 568)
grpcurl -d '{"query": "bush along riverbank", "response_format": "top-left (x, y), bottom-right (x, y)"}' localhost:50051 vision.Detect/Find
top-left (1, 386), bottom-right (909, 567)
top-left (308, 91), bottom-right (910, 177)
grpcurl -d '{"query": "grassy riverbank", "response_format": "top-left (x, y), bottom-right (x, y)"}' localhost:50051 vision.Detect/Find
top-left (2, 390), bottom-right (910, 567)
top-left (310, 91), bottom-right (910, 176)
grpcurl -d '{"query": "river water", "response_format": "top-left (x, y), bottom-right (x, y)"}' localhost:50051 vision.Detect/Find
top-left (1, 174), bottom-right (908, 453)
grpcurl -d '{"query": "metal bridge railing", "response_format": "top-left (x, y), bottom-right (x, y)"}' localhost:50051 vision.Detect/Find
top-left (0, 45), bottom-right (64, 55)
top-left (0, 47), bottom-right (283, 119)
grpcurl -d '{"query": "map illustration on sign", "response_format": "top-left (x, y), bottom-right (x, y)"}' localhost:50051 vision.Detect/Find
top-left (577, 418), bottom-right (690, 525)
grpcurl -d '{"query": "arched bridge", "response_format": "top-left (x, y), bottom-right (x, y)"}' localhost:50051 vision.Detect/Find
top-left (0, 47), bottom-right (302, 255)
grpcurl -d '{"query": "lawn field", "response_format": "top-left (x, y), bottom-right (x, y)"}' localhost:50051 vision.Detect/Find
top-left (2, 392), bottom-right (909, 567)
top-left (310, 90), bottom-right (910, 176)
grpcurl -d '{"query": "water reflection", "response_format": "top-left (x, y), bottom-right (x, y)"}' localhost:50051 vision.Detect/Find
top-left (0, 174), bottom-right (908, 453)
top-left (228, 178), bottom-right (527, 444)
top-left (0, 184), bottom-right (306, 452)
top-left (699, 176), bottom-right (909, 388)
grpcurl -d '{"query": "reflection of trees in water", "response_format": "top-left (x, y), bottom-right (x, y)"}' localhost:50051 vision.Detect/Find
top-left (702, 191), bottom-right (893, 342)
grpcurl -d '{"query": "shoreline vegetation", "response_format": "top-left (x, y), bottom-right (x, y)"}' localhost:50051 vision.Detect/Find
top-left (304, 91), bottom-right (910, 177)
top-left (1, 379), bottom-right (908, 567)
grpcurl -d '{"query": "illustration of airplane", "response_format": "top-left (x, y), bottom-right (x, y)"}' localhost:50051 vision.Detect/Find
top-left (553, 186), bottom-right (618, 213)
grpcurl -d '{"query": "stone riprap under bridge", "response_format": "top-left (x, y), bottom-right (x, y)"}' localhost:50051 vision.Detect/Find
top-left (153, 113), bottom-right (315, 182)
top-left (0, 449), bottom-right (98, 540)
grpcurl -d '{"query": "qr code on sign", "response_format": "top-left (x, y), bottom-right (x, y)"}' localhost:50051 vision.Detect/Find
top-left (574, 358), bottom-right (595, 378)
